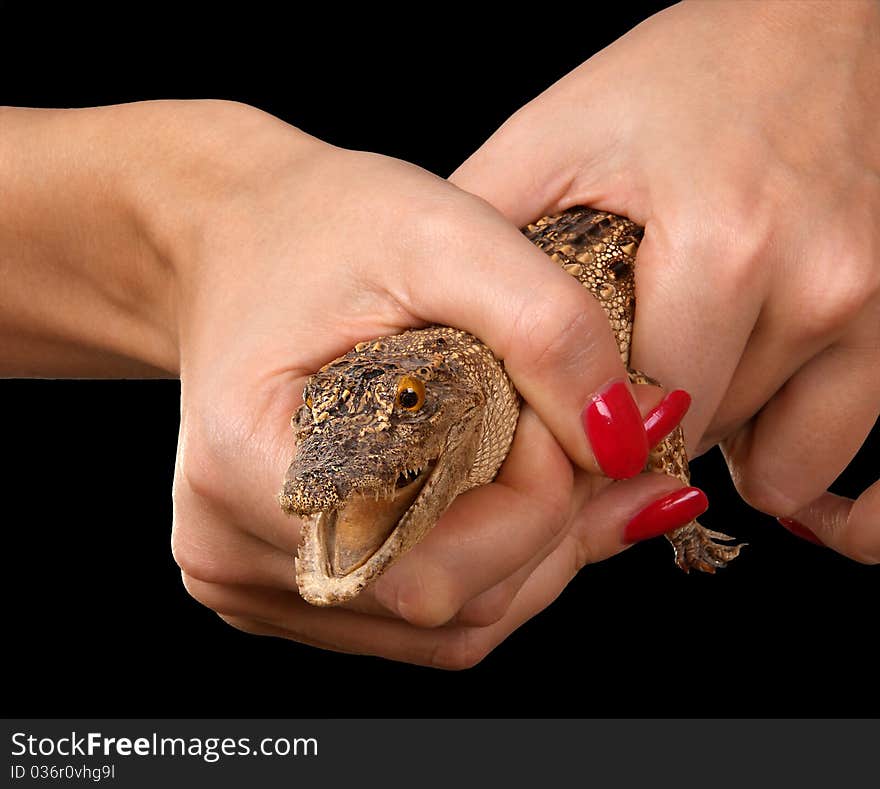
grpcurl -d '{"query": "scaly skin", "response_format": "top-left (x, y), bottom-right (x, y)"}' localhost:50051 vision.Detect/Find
top-left (281, 207), bottom-right (743, 606)
top-left (524, 209), bottom-right (743, 573)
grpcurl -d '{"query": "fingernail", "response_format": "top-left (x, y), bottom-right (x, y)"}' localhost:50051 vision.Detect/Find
top-left (644, 389), bottom-right (692, 447)
top-left (583, 379), bottom-right (649, 479)
top-left (777, 517), bottom-right (824, 546)
top-left (624, 487), bottom-right (709, 544)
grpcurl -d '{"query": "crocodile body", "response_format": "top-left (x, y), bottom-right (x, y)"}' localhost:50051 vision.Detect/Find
top-left (280, 207), bottom-right (743, 606)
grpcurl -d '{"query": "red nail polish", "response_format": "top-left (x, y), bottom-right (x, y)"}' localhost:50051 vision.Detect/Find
top-left (624, 487), bottom-right (709, 544)
top-left (583, 379), bottom-right (649, 479)
top-left (778, 517), bottom-right (824, 546)
top-left (644, 389), bottom-right (692, 447)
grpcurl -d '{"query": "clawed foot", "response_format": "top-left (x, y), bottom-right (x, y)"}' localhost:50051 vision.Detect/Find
top-left (668, 521), bottom-right (746, 574)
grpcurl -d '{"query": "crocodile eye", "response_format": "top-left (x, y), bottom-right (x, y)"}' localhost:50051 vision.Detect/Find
top-left (396, 375), bottom-right (425, 411)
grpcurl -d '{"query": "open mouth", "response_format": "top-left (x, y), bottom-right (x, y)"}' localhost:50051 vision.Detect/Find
top-left (320, 461), bottom-right (437, 577)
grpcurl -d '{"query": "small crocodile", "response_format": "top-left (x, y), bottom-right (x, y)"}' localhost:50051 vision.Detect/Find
top-left (280, 207), bottom-right (743, 606)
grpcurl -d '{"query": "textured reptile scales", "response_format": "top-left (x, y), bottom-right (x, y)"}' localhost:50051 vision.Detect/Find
top-left (281, 207), bottom-right (744, 606)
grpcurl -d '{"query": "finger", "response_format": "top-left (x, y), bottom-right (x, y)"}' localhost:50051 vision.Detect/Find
top-left (175, 374), bottom-right (307, 551)
top-left (628, 216), bottom-right (767, 453)
top-left (447, 105), bottom-right (646, 476)
top-left (367, 406), bottom-right (572, 627)
top-left (397, 196), bottom-right (659, 478)
top-left (455, 469), bottom-right (692, 627)
top-left (449, 105), bottom-right (574, 226)
top-left (779, 480), bottom-right (880, 564)
top-left (344, 382), bottom-right (671, 624)
top-left (366, 387), bottom-right (671, 627)
top-left (172, 484), bottom-right (302, 591)
top-left (451, 468), bottom-right (601, 628)
top-left (183, 574), bottom-right (488, 667)
top-left (175, 466), bottom-right (401, 619)
top-left (218, 615), bottom-right (364, 656)
top-left (721, 343), bottom-right (880, 517)
top-left (177, 401), bottom-right (571, 625)
top-left (448, 70), bottom-right (624, 228)
top-left (174, 453), bottom-right (301, 557)
top-left (176, 368), bottom-right (669, 625)
top-left (184, 473), bottom-right (704, 668)
top-left (694, 231), bottom-right (880, 453)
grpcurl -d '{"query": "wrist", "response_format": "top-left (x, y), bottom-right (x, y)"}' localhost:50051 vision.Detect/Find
top-left (0, 103), bottom-right (182, 376)
top-left (131, 100), bottom-right (327, 374)
top-left (0, 100), bottom-right (316, 377)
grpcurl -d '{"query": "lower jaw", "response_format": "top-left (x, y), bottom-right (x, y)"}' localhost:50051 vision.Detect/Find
top-left (294, 461), bottom-right (442, 606)
top-left (322, 464), bottom-right (434, 578)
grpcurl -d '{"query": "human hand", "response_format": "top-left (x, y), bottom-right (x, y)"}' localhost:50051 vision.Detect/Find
top-left (451, 0), bottom-right (880, 563)
top-left (1, 100), bottom-right (704, 666)
top-left (161, 102), bottom-right (708, 665)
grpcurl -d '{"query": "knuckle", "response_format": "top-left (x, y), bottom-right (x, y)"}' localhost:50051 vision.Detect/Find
top-left (835, 535), bottom-right (880, 566)
top-left (794, 246), bottom-right (875, 338)
top-left (801, 281), bottom-right (871, 337)
top-left (179, 569), bottom-right (213, 606)
top-left (402, 586), bottom-right (460, 629)
top-left (572, 530), bottom-right (597, 570)
top-left (391, 197), bottom-right (489, 305)
top-left (402, 602), bottom-right (456, 630)
top-left (522, 495), bottom-right (570, 562)
top-left (720, 248), bottom-right (763, 293)
top-left (180, 572), bottom-right (253, 620)
top-left (176, 400), bottom-right (253, 511)
top-left (476, 101), bottom-right (544, 165)
top-left (512, 284), bottom-right (605, 379)
top-left (179, 449), bottom-right (224, 505)
top-left (171, 528), bottom-right (227, 585)
top-left (729, 464), bottom-right (801, 518)
top-left (177, 413), bottom-right (227, 502)
top-left (219, 614), bottom-right (269, 637)
top-left (429, 629), bottom-right (491, 671)
top-left (703, 234), bottom-right (764, 295)
top-left (171, 528), bottom-right (199, 577)
top-left (400, 197), bottom-right (471, 252)
top-left (383, 567), bottom-right (458, 629)
top-left (653, 204), bottom-right (763, 291)
top-left (539, 486), bottom-right (573, 536)
top-left (456, 586), bottom-right (516, 628)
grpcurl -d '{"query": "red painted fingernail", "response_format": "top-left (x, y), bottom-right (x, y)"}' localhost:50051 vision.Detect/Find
top-left (644, 389), bottom-right (691, 447)
top-left (582, 379), bottom-right (649, 479)
top-left (778, 517), bottom-right (824, 546)
top-left (624, 487), bottom-right (709, 544)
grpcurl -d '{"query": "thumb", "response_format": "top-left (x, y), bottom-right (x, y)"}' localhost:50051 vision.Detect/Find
top-left (449, 81), bottom-right (628, 228)
top-left (449, 107), bottom-right (573, 227)
top-left (398, 196), bottom-right (659, 479)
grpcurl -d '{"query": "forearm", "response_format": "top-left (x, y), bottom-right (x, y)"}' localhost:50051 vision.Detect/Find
top-left (0, 100), bottom-right (305, 378)
top-left (0, 103), bottom-right (177, 376)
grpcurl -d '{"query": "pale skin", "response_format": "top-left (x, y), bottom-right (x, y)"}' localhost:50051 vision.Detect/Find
top-left (2, 0), bottom-right (877, 667)
top-left (0, 101), bottom-right (681, 667)
top-left (452, 0), bottom-right (880, 562)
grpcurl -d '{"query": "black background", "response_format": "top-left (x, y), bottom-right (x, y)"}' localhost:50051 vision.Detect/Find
top-left (2, 2), bottom-right (877, 718)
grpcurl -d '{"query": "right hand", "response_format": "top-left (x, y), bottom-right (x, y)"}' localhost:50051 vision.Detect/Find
top-left (450, 0), bottom-right (880, 562)
top-left (163, 100), bottom-right (693, 665)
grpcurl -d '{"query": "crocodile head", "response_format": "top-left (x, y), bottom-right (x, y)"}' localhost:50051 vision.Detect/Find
top-left (280, 326), bottom-right (516, 605)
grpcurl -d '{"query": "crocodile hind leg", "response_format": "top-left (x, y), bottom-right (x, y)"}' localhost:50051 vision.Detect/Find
top-left (646, 427), bottom-right (745, 572)
top-left (630, 370), bottom-right (745, 572)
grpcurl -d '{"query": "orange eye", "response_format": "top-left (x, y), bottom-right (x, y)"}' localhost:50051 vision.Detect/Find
top-left (396, 375), bottom-right (425, 411)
